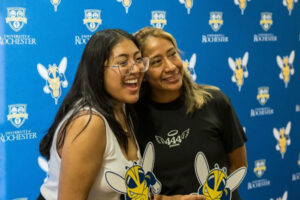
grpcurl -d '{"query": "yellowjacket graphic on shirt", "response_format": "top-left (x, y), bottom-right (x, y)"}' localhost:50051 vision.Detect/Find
top-left (105, 142), bottom-right (161, 200)
top-left (195, 152), bottom-right (247, 200)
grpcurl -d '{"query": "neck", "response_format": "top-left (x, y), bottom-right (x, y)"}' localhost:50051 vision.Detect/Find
top-left (151, 89), bottom-right (181, 103)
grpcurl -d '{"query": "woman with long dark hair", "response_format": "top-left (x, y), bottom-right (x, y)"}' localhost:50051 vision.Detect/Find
top-left (38, 29), bottom-right (149, 200)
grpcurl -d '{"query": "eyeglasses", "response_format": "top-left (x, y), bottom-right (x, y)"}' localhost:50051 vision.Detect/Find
top-left (111, 57), bottom-right (149, 77)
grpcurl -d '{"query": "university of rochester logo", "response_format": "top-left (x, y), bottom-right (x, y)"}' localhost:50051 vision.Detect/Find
top-left (270, 191), bottom-right (288, 200)
top-left (150, 11), bottom-right (167, 29)
top-left (257, 87), bottom-right (269, 106)
top-left (228, 52), bottom-right (249, 92)
top-left (195, 152), bottom-right (247, 200)
top-left (5, 7), bottom-right (27, 32)
top-left (283, 0), bottom-right (298, 15)
top-left (276, 50), bottom-right (295, 88)
top-left (273, 121), bottom-right (291, 159)
top-left (106, 142), bottom-right (161, 200)
top-left (179, 0), bottom-right (193, 14)
top-left (7, 104), bottom-right (28, 128)
top-left (50, 0), bottom-right (61, 12)
top-left (183, 53), bottom-right (197, 81)
top-left (116, 0), bottom-right (132, 13)
top-left (37, 57), bottom-right (68, 104)
top-left (155, 129), bottom-right (190, 148)
top-left (260, 12), bottom-right (273, 32)
top-left (83, 9), bottom-right (102, 32)
top-left (253, 159), bottom-right (266, 178)
top-left (209, 12), bottom-right (223, 32)
top-left (234, 0), bottom-right (250, 15)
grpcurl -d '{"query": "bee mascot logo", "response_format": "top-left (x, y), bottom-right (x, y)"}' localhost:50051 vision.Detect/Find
top-left (234, 0), bottom-right (250, 15)
top-left (276, 50), bottom-right (295, 88)
top-left (37, 57), bottom-right (68, 104)
top-left (183, 53), bottom-right (197, 81)
top-left (195, 152), bottom-right (247, 200)
top-left (106, 142), bottom-right (161, 200)
top-left (116, 0), bottom-right (132, 13)
top-left (50, 0), bottom-right (61, 12)
top-left (228, 52), bottom-right (249, 92)
top-left (179, 0), bottom-right (193, 14)
top-left (283, 0), bottom-right (298, 15)
top-left (270, 191), bottom-right (288, 200)
top-left (273, 121), bottom-right (291, 159)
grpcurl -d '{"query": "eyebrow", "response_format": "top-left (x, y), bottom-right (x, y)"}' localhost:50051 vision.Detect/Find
top-left (150, 47), bottom-right (175, 60)
top-left (113, 50), bottom-right (141, 59)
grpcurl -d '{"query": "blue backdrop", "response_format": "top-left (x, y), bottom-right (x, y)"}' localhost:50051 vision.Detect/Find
top-left (0, 0), bottom-right (299, 199)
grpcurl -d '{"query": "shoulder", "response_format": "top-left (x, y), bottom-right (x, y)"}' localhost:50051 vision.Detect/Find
top-left (200, 85), bottom-right (231, 107)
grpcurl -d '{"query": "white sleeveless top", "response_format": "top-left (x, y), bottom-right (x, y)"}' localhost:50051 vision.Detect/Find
top-left (40, 108), bottom-right (141, 200)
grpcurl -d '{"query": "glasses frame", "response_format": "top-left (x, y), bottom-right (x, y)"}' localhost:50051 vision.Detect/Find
top-left (110, 57), bottom-right (150, 77)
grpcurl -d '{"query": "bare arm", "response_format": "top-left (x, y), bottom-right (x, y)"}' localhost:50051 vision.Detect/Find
top-left (58, 114), bottom-right (106, 200)
top-left (228, 144), bottom-right (248, 173)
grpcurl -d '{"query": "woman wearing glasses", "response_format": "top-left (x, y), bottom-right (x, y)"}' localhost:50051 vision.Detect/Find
top-left (134, 27), bottom-right (247, 200)
top-left (38, 29), bottom-right (149, 200)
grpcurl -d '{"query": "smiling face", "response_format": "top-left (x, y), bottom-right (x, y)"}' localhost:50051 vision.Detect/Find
top-left (104, 38), bottom-right (144, 104)
top-left (143, 37), bottom-right (184, 102)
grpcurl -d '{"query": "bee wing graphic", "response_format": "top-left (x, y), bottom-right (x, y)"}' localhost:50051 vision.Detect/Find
top-left (273, 128), bottom-right (280, 141)
top-left (38, 156), bottom-right (49, 173)
top-left (189, 53), bottom-right (196, 70)
top-left (289, 50), bottom-right (295, 64)
top-left (283, 0), bottom-right (287, 6)
top-left (282, 191), bottom-right (288, 200)
top-left (234, 0), bottom-right (239, 5)
top-left (105, 171), bottom-right (127, 194)
top-left (226, 167), bottom-right (247, 191)
top-left (194, 152), bottom-right (209, 185)
top-left (228, 57), bottom-right (236, 72)
top-left (142, 142), bottom-right (155, 173)
top-left (242, 52), bottom-right (249, 66)
top-left (117, 0), bottom-right (122, 2)
top-left (58, 57), bottom-right (67, 74)
top-left (285, 121), bottom-right (291, 136)
top-left (37, 63), bottom-right (49, 80)
top-left (276, 56), bottom-right (284, 69)
top-left (179, 0), bottom-right (186, 4)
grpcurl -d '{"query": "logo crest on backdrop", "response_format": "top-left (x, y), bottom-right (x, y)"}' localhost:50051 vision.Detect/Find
top-left (179, 0), bottom-right (193, 14)
top-left (5, 7), bottom-right (27, 32)
top-left (254, 159), bottom-right (266, 178)
top-left (7, 104), bottom-right (28, 128)
top-left (273, 121), bottom-right (291, 159)
top-left (183, 53), bottom-right (197, 81)
top-left (195, 152), bottom-right (247, 200)
top-left (234, 0), bottom-right (250, 15)
top-left (209, 12), bottom-right (223, 32)
top-left (116, 0), bottom-right (132, 13)
top-left (50, 0), bottom-right (61, 12)
top-left (260, 12), bottom-right (273, 32)
top-left (150, 11), bottom-right (167, 29)
top-left (228, 52), bottom-right (249, 92)
top-left (276, 50), bottom-right (295, 88)
top-left (83, 9), bottom-right (102, 32)
top-left (37, 57), bottom-right (68, 104)
top-left (283, 0), bottom-right (298, 15)
top-left (257, 87), bottom-right (270, 106)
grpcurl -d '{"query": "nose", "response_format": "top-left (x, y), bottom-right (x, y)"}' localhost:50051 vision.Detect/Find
top-left (130, 62), bottom-right (140, 74)
top-left (163, 58), bottom-right (176, 72)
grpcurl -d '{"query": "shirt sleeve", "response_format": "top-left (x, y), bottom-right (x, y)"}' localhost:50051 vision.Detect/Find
top-left (218, 91), bottom-right (247, 153)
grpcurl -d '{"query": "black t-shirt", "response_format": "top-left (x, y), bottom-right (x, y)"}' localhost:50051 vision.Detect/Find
top-left (135, 89), bottom-right (247, 200)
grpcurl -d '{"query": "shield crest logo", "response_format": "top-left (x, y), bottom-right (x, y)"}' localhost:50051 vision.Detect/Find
top-left (260, 12), bottom-right (273, 32)
top-left (150, 11), bottom-right (167, 29)
top-left (209, 12), bottom-right (223, 32)
top-left (83, 9), bottom-right (102, 32)
top-left (257, 87), bottom-right (270, 106)
top-left (7, 104), bottom-right (28, 128)
top-left (253, 159), bottom-right (266, 178)
top-left (5, 7), bottom-right (27, 32)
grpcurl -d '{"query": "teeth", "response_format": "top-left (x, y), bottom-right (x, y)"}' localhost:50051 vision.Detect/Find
top-left (125, 79), bottom-right (138, 84)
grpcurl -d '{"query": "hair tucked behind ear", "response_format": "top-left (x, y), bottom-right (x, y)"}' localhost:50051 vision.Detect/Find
top-left (134, 27), bottom-right (219, 114)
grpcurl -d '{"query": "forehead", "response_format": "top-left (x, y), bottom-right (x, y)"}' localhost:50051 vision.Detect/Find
top-left (111, 39), bottom-right (139, 57)
top-left (144, 37), bottom-right (175, 57)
